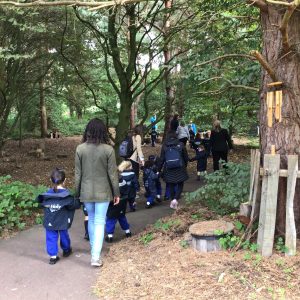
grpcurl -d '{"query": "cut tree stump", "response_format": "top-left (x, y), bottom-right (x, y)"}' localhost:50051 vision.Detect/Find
top-left (189, 220), bottom-right (234, 252)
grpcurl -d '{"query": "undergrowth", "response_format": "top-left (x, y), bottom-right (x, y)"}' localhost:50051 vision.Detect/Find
top-left (186, 162), bottom-right (250, 215)
top-left (0, 176), bottom-right (45, 231)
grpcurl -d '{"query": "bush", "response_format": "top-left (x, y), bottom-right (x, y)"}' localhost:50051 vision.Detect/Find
top-left (186, 162), bottom-right (250, 215)
top-left (0, 176), bottom-right (46, 230)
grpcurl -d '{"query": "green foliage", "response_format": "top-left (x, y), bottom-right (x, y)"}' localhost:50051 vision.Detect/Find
top-left (275, 237), bottom-right (289, 254)
top-left (154, 219), bottom-right (181, 231)
top-left (218, 232), bottom-right (258, 252)
top-left (0, 176), bottom-right (45, 231)
top-left (139, 232), bottom-right (154, 245)
top-left (180, 240), bottom-right (189, 249)
top-left (186, 162), bottom-right (250, 215)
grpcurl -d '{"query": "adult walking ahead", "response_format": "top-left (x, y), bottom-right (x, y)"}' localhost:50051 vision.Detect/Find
top-left (159, 131), bottom-right (189, 209)
top-left (75, 118), bottom-right (120, 267)
top-left (210, 120), bottom-right (233, 171)
top-left (129, 125), bottom-right (145, 182)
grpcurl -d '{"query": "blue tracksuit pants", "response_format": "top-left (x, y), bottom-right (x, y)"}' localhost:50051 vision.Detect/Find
top-left (46, 229), bottom-right (71, 256)
top-left (106, 215), bottom-right (130, 234)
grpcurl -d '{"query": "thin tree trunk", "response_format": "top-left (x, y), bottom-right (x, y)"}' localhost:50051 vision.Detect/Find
top-left (39, 78), bottom-right (48, 138)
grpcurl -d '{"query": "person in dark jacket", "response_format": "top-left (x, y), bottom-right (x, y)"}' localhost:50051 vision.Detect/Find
top-left (210, 120), bottom-right (233, 171)
top-left (191, 132), bottom-right (202, 150)
top-left (37, 168), bottom-right (80, 265)
top-left (143, 160), bottom-right (160, 208)
top-left (148, 155), bottom-right (162, 202)
top-left (159, 131), bottom-right (189, 209)
top-left (188, 125), bottom-right (195, 149)
top-left (105, 175), bottom-right (132, 243)
top-left (170, 114), bottom-right (180, 132)
top-left (150, 127), bottom-right (159, 147)
top-left (202, 131), bottom-right (211, 156)
top-left (190, 144), bottom-right (208, 181)
top-left (118, 160), bottom-right (139, 212)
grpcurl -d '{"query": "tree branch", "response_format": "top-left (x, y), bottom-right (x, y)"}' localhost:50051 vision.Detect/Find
top-left (266, 0), bottom-right (299, 7)
top-left (247, 0), bottom-right (269, 12)
top-left (280, 4), bottom-right (297, 53)
top-left (195, 54), bottom-right (256, 68)
top-left (0, 0), bottom-right (147, 9)
top-left (250, 50), bottom-right (277, 81)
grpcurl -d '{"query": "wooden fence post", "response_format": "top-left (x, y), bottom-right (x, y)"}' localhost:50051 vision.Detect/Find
top-left (285, 155), bottom-right (298, 256)
top-left (257, 154), bottom-right (280, 257)
top-left (250, 150), bottom-right (261, 220)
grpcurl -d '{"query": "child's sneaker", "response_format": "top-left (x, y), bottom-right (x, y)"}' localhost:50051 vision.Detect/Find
top-left (170, 199), bottom-right (178, 210)
top-left (145, 202), bottom-right (152, 209)
top-left (91, 257), bottom-right (103, 267)
top-left (63, 248), bottom-right (72, 257)
top-left (49, 256), bottom-right (60, 265)
top-left (126, 231), bottom-right (132, 238)
top-left (105, 235), bottom-right (113, 243)
top-left (156, 195), bottom-right (162, 203)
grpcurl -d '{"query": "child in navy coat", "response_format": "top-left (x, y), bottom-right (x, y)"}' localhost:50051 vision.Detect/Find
top-left (36, 168), bottom-right (80, 265)
top-left (105, 161), bottom-right (133, 243)
top-left (143, 160), bottom-right (160, 208)
top-left (190, 144), bottom-right (208, 181)
top-left (119, 160), bottom-right (139, 212)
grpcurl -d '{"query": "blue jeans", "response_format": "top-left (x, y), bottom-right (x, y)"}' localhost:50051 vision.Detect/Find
top-left (84, 202), bottom-right (109, 260)
top-left (46, 229), bottom-right (71, 257)
top-left (106, 215), bottom-right (130, 234)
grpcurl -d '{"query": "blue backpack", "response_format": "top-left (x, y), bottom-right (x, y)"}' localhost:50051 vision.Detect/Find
top-left (119, 136), bottom-right (134, 159)
top-left (165, 145), bottom-right (183, 169)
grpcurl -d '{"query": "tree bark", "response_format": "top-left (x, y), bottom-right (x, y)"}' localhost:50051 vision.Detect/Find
top-left (163, 0), bottom-right (175, 140)
top-left (39, 78), bottom-right (48, 138)
top-left (260, 6), bottom-right (300, 235)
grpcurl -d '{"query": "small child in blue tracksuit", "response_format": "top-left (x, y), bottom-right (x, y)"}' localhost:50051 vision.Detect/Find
top-left (190, 144), bottom-right (208, 181)
top-left (148, 155), bottom-right (162, 201)
top-left (105, 168), bottom-right (132, 243)
top-left (36, 168), bottom-right (80, 265)
top-left (143, 159), bottom-right (160, 208)
top-left (119, 160), bottom-right (139, 212)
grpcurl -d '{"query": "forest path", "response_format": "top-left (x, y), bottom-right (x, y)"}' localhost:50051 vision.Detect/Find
top-left (0, 154), bottom-right (201, 300)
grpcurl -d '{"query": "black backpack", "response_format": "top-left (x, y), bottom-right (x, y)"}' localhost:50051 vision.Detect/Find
top-left (165, 144), bottom-right (183, 169)
top-left (119, 136), bottom-right (134, 159)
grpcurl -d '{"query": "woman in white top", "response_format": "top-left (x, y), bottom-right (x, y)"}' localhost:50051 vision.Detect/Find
top-left (176, 121), bottom-right (190, 146)
top-left (129, 125), bottom-right (145, 184)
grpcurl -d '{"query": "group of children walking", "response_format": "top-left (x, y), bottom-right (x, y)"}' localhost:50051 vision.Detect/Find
top-left (37, 129), bottom-right (212, 265)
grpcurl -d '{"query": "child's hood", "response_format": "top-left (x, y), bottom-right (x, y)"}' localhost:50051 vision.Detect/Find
top-left (38, 189), bottom-right (72, 201)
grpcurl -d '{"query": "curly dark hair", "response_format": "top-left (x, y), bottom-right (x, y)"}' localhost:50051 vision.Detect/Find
top-left (82, 118), bottom-right (109, 144)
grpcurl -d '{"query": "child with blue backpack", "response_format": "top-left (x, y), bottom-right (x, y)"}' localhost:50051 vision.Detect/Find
top-left (36, 168), bottom-right (80, 265)
top-left (143, 159), bottom-right (161, 208)
top-left (105, 161), bottom-right (133, 243)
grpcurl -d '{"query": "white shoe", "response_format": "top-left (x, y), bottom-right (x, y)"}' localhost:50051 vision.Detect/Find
top-left (91, 258), bottom-right (103, 267)
top-left (170, 199), bottom-right (178, 210)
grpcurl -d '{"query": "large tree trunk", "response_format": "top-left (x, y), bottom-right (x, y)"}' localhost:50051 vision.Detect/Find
top-left (39, 78), bottom-right (48, 138)
top-left (260, 7), bottom-right (300, 235)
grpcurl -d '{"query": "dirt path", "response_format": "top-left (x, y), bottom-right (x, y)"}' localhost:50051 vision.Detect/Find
top-left (0, 141), bottom-right (202, 300)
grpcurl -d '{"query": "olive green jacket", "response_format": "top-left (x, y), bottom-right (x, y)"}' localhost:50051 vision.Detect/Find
top-left (75, 143), bottom-right (120, 202)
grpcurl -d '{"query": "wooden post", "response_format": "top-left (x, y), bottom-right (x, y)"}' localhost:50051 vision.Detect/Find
top-left (275, 90), bottom-right (280, 121)
top-left (285, 155), bottom-right (298, 256)
top-left (250, 150), bottom-right (261, 220)
top-left (257, 154), bottom-right (280, 257)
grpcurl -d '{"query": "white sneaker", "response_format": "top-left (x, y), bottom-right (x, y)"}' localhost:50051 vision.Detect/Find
top-left (91, 258), bottom-right (103, 267)
top-left (170, 199), bottom-right (178, 210)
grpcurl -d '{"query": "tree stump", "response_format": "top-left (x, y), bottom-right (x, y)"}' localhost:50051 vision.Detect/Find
top-left (189, 220), bottom-right (234, 252)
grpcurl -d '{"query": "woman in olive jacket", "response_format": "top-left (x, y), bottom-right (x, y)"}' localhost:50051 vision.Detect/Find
top-left (75, 118), bottom-right (120, 267)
